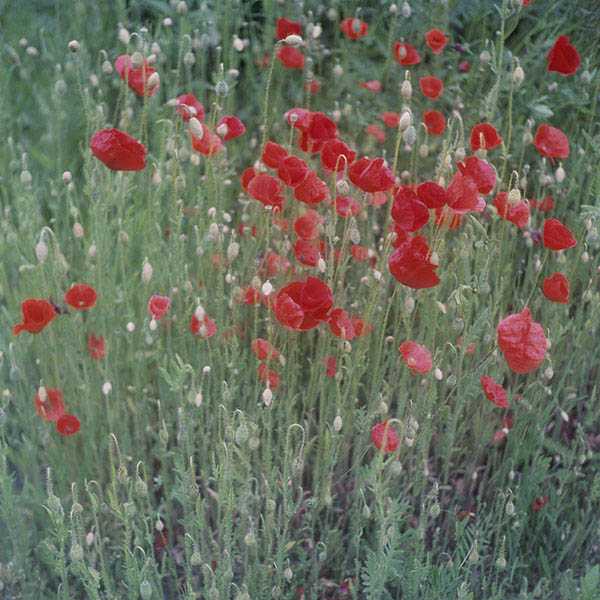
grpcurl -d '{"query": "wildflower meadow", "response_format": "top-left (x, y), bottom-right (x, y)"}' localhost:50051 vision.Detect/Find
top-left (2, 0), bottom-right (600, 598)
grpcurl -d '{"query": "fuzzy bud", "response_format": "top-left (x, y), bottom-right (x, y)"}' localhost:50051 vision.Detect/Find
top-left (401, 79), bottom-right (412, 101)
top-left (402, 125), bottom-right (417, 145)
top-left (139, 580), bottom-right (152, 600)
top-left (141, 258), bottom-right (153, 284)
top-left (189, 117), bottom-right (203, 139)
top-left (69, 543), bottom-right (84, 562)
top-left (513, 65), bottom-right (525, 86)
top-left (333, 415), bottom-right (342, 431)
top-left (284, 34), bottom-right (303, 47)
top-left (555, 164), bottom-right (565, 183)
top-left (131, 52), bottom-right (143, 70)
top-left (36, 240), bottom-right (48, 263)
top-left (73, 222), bottom-right (84, 238)
top-left (68, 40), bottom-right (80, 53)
top-left (227, 241), bottom-right (240, 262)
top-left (262, 387), bottom-right (273, 406)
top-left (147, 72), bottom-right (160, 90)
top-left (398, 111), bottom-right (411, 131)
top-left (401, 1), bottom-right (411, 17)
top-left (261, 281), bottom-right (273, 296)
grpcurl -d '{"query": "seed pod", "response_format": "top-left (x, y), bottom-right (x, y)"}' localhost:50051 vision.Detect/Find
top-left (139, 580), bottom-right (152, 600)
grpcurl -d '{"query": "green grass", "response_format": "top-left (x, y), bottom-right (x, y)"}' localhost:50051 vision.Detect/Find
top-left (1, 0), bottom-right (600, 598)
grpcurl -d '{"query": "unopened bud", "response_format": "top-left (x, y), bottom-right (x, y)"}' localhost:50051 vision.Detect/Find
top-left (399, 111), bottom-right (411, 131)
top-left (131, 52), bottom-right (143, 70)
top-left (513, 65), bottom-right (524, 86)
top-left (261, 281), bottom-right (273, 296)
top-left (333, 63), bottom-right (343, 78)
top-left (262, 388), bottom-right (273, 406)
top-left (336, 179), bottom-right (350, 196)
top-left (227, 241), bottom-right (240, 262)
top-left (333, 415), bottom-right (342, 431)
top-left (141, 258), bottom-right (153, 284)
top-left (216, 123), bottom-right (228, 138)
top-left (401, 1), bottom-right (411, 17)
top-left (402, 125), bottom-right (417, 145)
top-left (118, 28), bottom-right (130, 44)
top-left (68, 40), bottom-right (80, 53)
top-left (401, 79), bottom-right (412, 101)
top-left (73, 222), bottom-right (84, 238)
top-left (189, 117), bottom-right (203, 138)
top-left (284, 34), bottom-right (303, 47)
top-left (36, 240), bottom-right (48, 263)
top-left (147, 72), bottom-right (160, 90)
top-left (555, 164), bottom-right (565, 183)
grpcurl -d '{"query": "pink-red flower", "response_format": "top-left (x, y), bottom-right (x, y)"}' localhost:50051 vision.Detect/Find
top-left (420, 76), bottom-right (443, 99)
top-left (216, 116), bottom-right (246, 141)
top-left (115, 55), bottom-right (159, 98)
top-left (276, 17), bottom-right (302, 40)
top-left (148, 295), bottom-right (170, 319)
top-left (423, 110), bottom-right (446, 136)
top-left (391, 186), bottom-right (430, 232)
top-left (251, 338), bottom-right (279, 361)
top-left (480, 376), bottom-right (508, 408)
top-left (399, 341), bottom-right (432, 374)
top-left (34, 388), bottom-right (66, 421)
top-left (394, 42), bottom-right (420, 66)
top-left (533, 124), bottom-right (569, 161)
top-left (349, 157), bottom-right (395, 193)
top-left (56, 414), bottom-right (81, 436)
top-left (277, 46), bottom-right (304, 69)
top-left (426, 29), bottom-right (449, 54)
top-left (494, 192), bottom-right (530, 228)
top-left (470, 123), bottom-right (503, 152)
top-left (87, 334), bottom-right (106, 360)
top-left (176, 93), bottom-right (205, 122)
top-left (497, 308), bottom-right (546, 374)
top-left (190, 313), bottom-right (216, 338)
top-left (340, 18), bottom-right (369, 39)
top-left (371, 422), bottom-right (399, 454)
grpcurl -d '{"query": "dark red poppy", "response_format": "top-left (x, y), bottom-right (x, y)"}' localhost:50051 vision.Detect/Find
top-left (34, 388), bottom-right (66, 421)
top-left (389, 235), bottom-right (440, 289)
top-left (446, 172), bottom-right (479, 214)
top-left (247, 174), bottom-right (285, 210)
top-left (423, 110), bottom-right (446, 136)
top-left (542, 273), bottom-right (570, 303)
top-left (251, 338), bottom-right (278, 361)
top-left (371, 422), bottom-right (399, 454)
top-left (533, 124), bottom-right (569, 161)
top-left (399, 341), bottom-right (432, 374)
top-left (542, 218), bottom-right (577, 250)
top-left (278, 155), bottom-right (310, 187)
top-left (65, 284), bottom-right (97, 311)
top-left (276, 17), bottom-right (302, 40)
top-left (530, 196), bottom-right (554, 211)
top-left (426, 29), bottom-right (449, 54)
top-left (190, 313), bottom-right (217, 338)
top-left (56, 414), bottom-right (81, 436)
top-left (358, 80), bottom-right (381, 93)
top-left (494, 192), bottom-right (530, 228)
top-left (293, 239), bottom-right (320, 266)
top-left (90, 129), bottom-right (146, 171)
top-left (457, 157), bottom-right (496, 194)
top-left (320, 139), bottom-right (356, 172)
top-left (87, 334), bottom-right (106, 361)
top-left (13, 298), bottom-right (57, 336)
top-left (115, 55), bottom-right (159, 98)
top-left (190, 124), bottom-right (224, 156)
top-left (381, 112), bottom-right (401, 128)
top-left (497, 308), bottom-right (546, 373)
top-left (480, 376), bottom-right (508, 408)
top-left (148, 295), bottom-right (170, 319)
top-left (176, 93), bottom-right (205, 122)
top-left (417, 181), bottom-right (447, 209)
top-left (335, 196), bottom-right (362, 218)
top-left (419, 76), bottom-right (443, 99)
top-left (547, 35), bottom-right (580, 75)
top-left (532, 496), bottom-right (549, 510)
top-left (393, 42), bottom-right (421, 66)
top-left (340, 18), bottom-right (369, 39)
top-left (258, 363), bottom-right (281, 390)
top-left (458, 60), bottom-right (471, 73)
top-left (470, 123), bottom-right (503, 152)
top-left (328, 308), bottom-right (355, 340)
top-left (277, 46), bottom-right (304, 69)
top-left (294, 172), bottom-right (330, 207)
top-left (216, 116), bottom-right (245, 141)
top-left (365, 124), bottom-right (387, 142)
top-left (299, 276), bottom-right (333, 320)
top-left (350, 245), bottom-right (369, 261)
top-left (391, 186), bottom-right (430, 232)
top-left (324, 356), bottom-right (337, 377)
top-left (293, 209), bottom-right (320, 240)
top-left (262, 141), bottom-right (288, 169)
top-left (349, 157), bottom-right (395, 193)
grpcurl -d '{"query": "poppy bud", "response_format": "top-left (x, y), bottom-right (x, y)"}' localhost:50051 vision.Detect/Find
top-left (419, 144), bottom-right (429, 158)
top-left (508, 188), bottom-right (521, 206)
top-left (429, 503), bottom-right (440, 518)
top-left (399, 111), bottom-right (411, 131)
top-left (147, 72), bottom-right (160, 90)
top-left (333, 415), bottom-right (342, 431)
top-left (555, 164), bottom-right (565, 183)
top-left (208, 223), bottom-right (219, 240)
top-left (513, 65), bottom-right (525, 86)
top-left (505, 500), bottom-right (515, 515)
top-left (261, 281), bottom-right (273, 296)
top-left (139, 580), bottom-right (152, 600)
top-left (496, 556), bottom-right (507, 569)
top-left (480, 50), bottom-right (491, 65)
top-left (189, 117), bottom-right (203, 139)
top-left (333, 63), bottom-right (343, 77)
top-left (35, 240), bottom-right (48, 263)
top-left (216, 123), bottom-right (228, 138)
top-left (284, 34), bottom-right (303, 47)
top-left (68, 40), bottom-right (80, 53)
top-left (20, 170), bottom-right (32, 185)
top-left (215, 80), bottom-right (229, 97)
top-left (402, 1), bottom-right (411, 17)
top-left (130, 51), bottom-right (143, 70)
top-left (227, 241), bottom-right (239, 262)
top-left (177, 1), bottom-right (187, 14)
top-left (317, 258), bottom-right (326, 272)
top-left (401, 79), bottom-right (412, 101)
top-left (142, 258), bottom-right (153, 284)
top-left (403, 125), bottom-right (417, 145)
top-left (73, 222), bottom-right (84, 238)
top-left (69, 543), bottom-right (83, 562)
top-left (244, 532), bottom-right (256, 546)
top-left (262, 388), bottom-right (273, 406)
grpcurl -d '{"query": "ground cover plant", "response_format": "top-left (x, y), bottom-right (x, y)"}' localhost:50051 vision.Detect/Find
top-left (1, 0), bottom-right (600, 598)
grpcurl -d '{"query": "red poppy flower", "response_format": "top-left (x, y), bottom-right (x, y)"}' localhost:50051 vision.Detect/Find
top-left (248, 173), bottom-right (285, 209)
top-left (542, 218), bottom-right (577, 250)
top-left (293, 210), bottom-right (320, 240)
top-left (258, 363), bottom-right (281, 390)
top-left (417, 181), bottom-right (447, 209)
top-left (542, 273), bottom-right (570, 303)
top-left (34, 388), bottom-right (66, 421)
top-left (423, 110), bottom-right (446, 136)
top-left (365, 124), bottom-right (387, 142)
top-left (391, 186), bottom-right (430, 232)
top-left (381, 112), bottom-right (401, 128)
top-left (393, 42), bottom-right (421, 66)
top-left (190, 313), bottom-right (217, 338)
top-left (275, 292), bottom-right (305, 330)
top-left (251, 338), bottom-right (278, 361)
top-left (299, 276), bottom-right (333, 320)
top-left (276, 17), bottom-right (302, 40)
top-left (419, 76), bottom-right (443, 99)
top-left (547, 35), bottom-right (580, 75)
top-left (262, 141), bottom-right (288, 169)
top-left (320, 139), bottom-right (356, 172)
top-left (328, 308), bottom-right (355, 340)
top-left (371, 422), bottom-right (399, 454)
top-left (426, 29), bottom-right (449, 54)
top-left (238, 285), bottom-right (261, 305)
top-left (399, 341), bottom-right (432, 374)
top-left (497, 308), bottom-right (546, 373)
top-left (532, 496), bottom-right (549, 510)
top-left (533, 124), bottom-right (569, 161)
top-left (56, 414), bottom-right (81, 436)
top-left (349, 157), bottom-right (395, 193)
top-left (65, 284), bottom-right (97, 311)
top-left (216, 116), bottom-right (246, 141)
top-left (90, 129), bottom-right (146, 171)
top-left (190, 124), bottom-right (224, 156)
top-left (285, 107), bottom-right (312, 132)
top-left (352, 317), bottom-right (373, 337)
top-left (241, 167), bottom-right (257, 192)
top-left (307, 113), bottom-right (339, 145)
top-left (324, 356), bottom-right (337, 377)
top-left (389, 235), bottom-right (440, 289)
top-left (87, 334), bottom-right (106, 361)
top-left (335, 196), bottom-right (362, 218)
top-left (340, 18), bottom-right (369, 39)
top-left (446, 172), bottom-right (479, 214)
top-left (278, 155), bottom-right (310, 187)
top-left (480, 376), bottom-right (508, 408)
top-left (276, 46), bottom-right (304, 69)
top-left (494, 192), bottom-right (530, 228)
top-left (115, 55), bottom-right (159, 97)
top-left (493, 417), bottom-right (514, 443)
top-left (530, 196), bottom-right (554, 211)
top-left (359, 80), bottom-right (381, 93)
top-left (13, 298), bottom-right (57, 336)
top-left (176, 93), bottom-right (205, 122)
top-left (350, 245), bottom-right (369, 261)
top-left (147, 295), bottom-right (170, 320)
top-left (458, 60), bottom-right (471, 73)
top-left (457, 157), bottom-right (496, 194)
top-left (294, 172), bottom-right (330, 207)
top-left (470, 123), bottom-right (503, 152)
top-left (293, 239), bottom-right (320, 266)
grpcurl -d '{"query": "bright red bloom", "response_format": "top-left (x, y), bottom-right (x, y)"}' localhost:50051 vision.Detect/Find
top-left (470, 123), bottom-right (503, 152)
top-left (258, 363), bottom-right (281, 389)
top-left (248, 173), bottom-right (285, 209)
top-left (426, 29), bottom-right (449, 54)
top-left (328, 308), bottom-right (355, 340)
top-left (320, 139), bottom-right (356, 172)
top-left (399, 341), bottom-right (432, 374)
top-left (547, 35), bottom-right (580, 75)
top-left (446, 172), bottom-right (479, 214)
top-left (480, 376), bottom-right (508, 408)
top-left (285, 107), bottom-right (312, 132)
top-left (423, 110), bottom-right (446, 136)
top-left (176, 93), bottom-right (205, 122)
top-left (494, 192), bottom-right (530, 228)
top-left (542, 218), bottom-right (577, 250)
top-left (294, 172), bottom-right (330, 207)
top-left (299, 276), bottom-right (333, 320)
top-left (293, 239), bottom-right (320, 266)
top-left (277, 46), bottom-right (304, 69)
top-left (307, 113), bottom-right (339, 145)
top-left (275, 292), bottom-right (305, 330)
top-left (394, 42), bottom-right (420, 66)
top-left (251, 338), bottom-right (279, 361)
top-left (532, 496), bottom-right (549, 510)
top-left (389, 235), bottom-right (440, 289)
top-left (417, 181), bottom-right (447, 209)
top-left (324, 356), bottom-right (337, 377)
top-left (419, 76), bottom-right (443, 99)
top-left (90, 129), bottom-right (146, 171)
top-left (530, 196), bottom-right (554, 211)
top-left (148, 295), bottom-right (170, 319)
top-left (358, 80), bottom-right (381, 93)
top-left (262, 141), bottom-right (288, 169)
top-left (381, 112), bottom-right (401, 128)
top-left (190, 313), bottom-right (217, 338)
top-left (371, 422), bottom-right (399, 454)
top-left (115, 55), bottom-right (159, 97)
top-left (13, 298), bottom-right (57, 336)
top-left (457, 157), bottom-right (496, 194)
top-left (276, 17), bottom-right (302, 40)
top-left (87, 334), bottom-right (106, 360)
top-left (533, 124), bottom-right (569, 161)
top-left (335, 195), bottom-right (362, 218)
top-left (391, 185), bottom-right (430, 232)
top-left (458, 60), bottom-right (471, 73)
top-left (365, 124), bottom-right (387, 142)
top-left (278, 155), bottom-right (310, 187)
top-left (497, 308), bottom-right (546, 374)
top-left (65, 284), bottom-right (97, 311)
top-left (190, 124), bottom-right (224, 156)
top-left (350, 245), bottom-right (369, 261)
top-left (340, 18), bottom-right (369, 39)
top-left (294, 209), bottom-right (320, 240)
top-left (56, 414), bottom-right (81, 436)
top-left (241, 167), bottom-right (257, 192)
top-left (542, 273), bottom-right (570, 303)
top-left (216, 116), bottom-right (245, 141)
top-left (349, 157), bottom-right (395, 193)
top-left (34, 388), bottom-right (66, 421)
